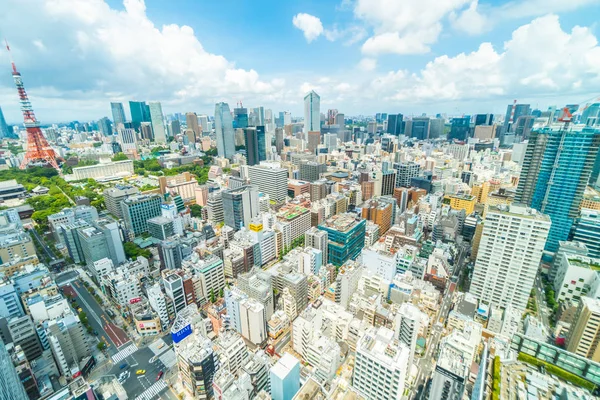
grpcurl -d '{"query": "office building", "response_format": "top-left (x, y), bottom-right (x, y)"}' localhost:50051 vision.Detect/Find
top-left (177, 334), bottom-right (218, 400)
top-left (395, 302), bottom-right (426, 367)
top-left (244, 127), bottom-right (260, 166)
top-left (248, 164), bottom-right (288, 202)
top-left (207, 191), bottom-right (224, 224)
top-left (148, 101), bottom-right (166, 143)
top-left (470, 204), bottom-right (550, 310)
top-left (121, 194), bottom-right (162, 236)
top-left (186, 112), bottom-right (201, 139)
top-left (71, 160), bottom-right (134, 181)
top-left (303, 91), bottom-right (320, 134)
top-left (515, 125), bottom-right (600, 252)
top-left (567, 297), bottom-right (600, 361)
top-left (0, 338), bottom-right (29, 400)
top-left (110, 102), bottom-right (126, 126)
top-left (0, 231), bottom-right (36, 266)
top-left (305, 227), bottom-right (328, 266)
top-left (449, 116), bottom-right (470, 141)
top-left (474, 113), bottom-right (493, 126)
top-left (410, 117), bottom-right (430, 140)
top-left (504, 103), bottom-right (531, 133)
top-left (270, 353), bottom-right (300, 400)
top-left (353, 326), bottom-right (409, 400)
top-left (394, 162), bottom-right (420, 187)
top-left (387, 113), bottom-right (403, 135)
top-left (0, 180), bottom-right (26, 202)
top-left (573, 208), bottom-right (600, 259)
top-left (222, 185), bottom-right (260, 231)
top-left (0, 282), bottom-right (24, 319)
top-left (234, 106), bottom-right (249, 129)
top-left (318, 213), bottom-right (366, 266)
top-left (360, 198), bottom-right (393, 235)
top-left (129, 101), bottom-right (150, 131)
top-left (104, 184), bottom-right (139, 219)
top-left (215, 102), bottom-right (236, 159)
top-left (239, 298), bottom-right (267, 345)
top-left (46, 311), bottom-right (91, 377)
top-left (299, 161), bottom-right (326, 182)
top-left (7, 315), bottom-right (42, 362)
top-left (98, 117), bottom-right (112, 136)
top-left (307, 131), bottom-right (320, 154)
top-left (147, 216), bottom-right (175, 240)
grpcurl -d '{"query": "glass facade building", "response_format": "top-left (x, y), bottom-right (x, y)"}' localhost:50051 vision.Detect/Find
top-left (573, 208), bottom-right (600, 259)
top-left (516, 126), bottom-right (600, 253)
top-left (318, 215), bottom-right (366, 267)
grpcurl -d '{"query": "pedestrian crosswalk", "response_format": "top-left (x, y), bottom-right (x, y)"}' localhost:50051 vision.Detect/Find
top-left (111, 343), bottom-right (138, 363)
top-left (135, 379), bottom-right (168, 400)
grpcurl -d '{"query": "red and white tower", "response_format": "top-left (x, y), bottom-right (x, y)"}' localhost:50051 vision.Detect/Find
top-left (5, 41), bottom-right (60, 172)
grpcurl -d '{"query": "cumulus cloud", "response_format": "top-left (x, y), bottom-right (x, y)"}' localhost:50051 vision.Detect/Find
top-left (0, 0), bottom-right (281, 121)
top-left (292, 13), bottom-right (324, 42)
top-left (357, 58), bottom-right (377, 71)
top-left (449, 1), bottom-right (489, 35)
top-left (375, 15), bottom-right (600, 103)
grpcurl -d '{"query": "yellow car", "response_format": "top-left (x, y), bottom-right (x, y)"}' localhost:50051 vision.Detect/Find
top-left (77, 308), bottom-right (82, 313)
top-left (136, 370), bottom-right (146, 375)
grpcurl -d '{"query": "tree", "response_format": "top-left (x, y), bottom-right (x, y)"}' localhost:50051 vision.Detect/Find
top-left (190, 204), bottom-right (203, 218)
top-left (79, 311), bottom-right (88, 325)
top-left (210, 288), bottom-right (216, 303)
top-left (111, 152), bottom-right (129, 162)
top-left (97, 342), bottom-right (106, 351)
top-left (219, 288), bottom-right (224, 298)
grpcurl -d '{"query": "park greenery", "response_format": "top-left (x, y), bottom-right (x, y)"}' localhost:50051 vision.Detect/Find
top-left (517, 352), bottom-right (596, 391)
top-left (492, 356), bottom-right (501, 400)
top-left (190, 204), bottom-right (203, 218)
top-left (62, 159), bottom-right (99, 174)
top-left (111, 152), bottom-right (129, 162)
top-left (124, 242), bottom-right (152, 260)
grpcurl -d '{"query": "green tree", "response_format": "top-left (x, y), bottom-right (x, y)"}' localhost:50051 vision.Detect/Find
top-left (111, 152), bottom-right (129, 162)
top-left (97, 342), bottom-right (106, 351)
top-left (190, 204), bottom-right (203, 218)
top-left (210, 288), bottom-right (216, 303)
top-left (219, 288), bottom-right (224, 298)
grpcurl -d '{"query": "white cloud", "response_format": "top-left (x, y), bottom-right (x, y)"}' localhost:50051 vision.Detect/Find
top-left (449, 1), bottom-right (489, 35)
top-left (357, 58), bottom-right (377, 71)
top-left (375, 15), bottom-right (600, 103)
top-left (0, 0), bottom-right (281, 121)
top-left (355, 0), bottom-right (470, 55)
top-left (497, 0), bottom-right (600, 19)
top-left (292, 13), bottom-right (324, 43)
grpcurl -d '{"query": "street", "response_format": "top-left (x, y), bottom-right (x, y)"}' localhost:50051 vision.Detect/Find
top-left (534, 273), bottom-right (551, 336)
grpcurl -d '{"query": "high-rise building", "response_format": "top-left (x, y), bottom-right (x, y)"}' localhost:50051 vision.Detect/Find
top-left (387, 113), bottom-right (403, 135)
top-left (474, 113), bottom-right (494, 126)
top-left (573, 209), bottom-right (600, 259)
top-left (305, 227), bottom-right (328, 266)
top-left (147, 217), bottom-right (175, 240)
top-left (234, 106), bottom-right (249, 129)
top-left (185, 112), bottom-right (201, 139)
top-left (0, 338), bottom-right (29, 400)
top-left (515, 126), bottom-right (600, 253)
top-left (303, 91), bottom-right (320, 134)
top-left (449, 116), bottom-right (471, 141)
top-left (121, 194), bottom-right (162, 236)
top-left (46, 311), bottom-right (91, 377)
top-left (0, 282), bottom-right (25, 319)
top-left (299, 161), bottom-right (326, 182)
top-left (318, 214), bottom-right (366, 266)
top-left (394, 162), bottom-right (420, 187)
top-left (307, 131), bottom-right (320, 154)
top-left (148, 102), bottom-right (166, 143)
top-left (248, 164), bottom-right (288, 202)
top-left (353, 327), bottom-right (409, 400)
top-left (110, 102), bottom-right (126, 126)
top-left (98, 117), bottom-right (112, 136)
top-left (410, 117), bottom-right (430, 140)
top-left (504, 103), bottom-right (531, 133)
top-left (176, 333), bottom-right (218, 399)
top-left (103, 184), bottom-right (139, 219)
top-left (270, 353), bottom-right (300, 400)
top-left (129, 101), bottom-right (149, 131)
top-left (470, 204), bottom-right (550, 310)
top-left (567, 297), bottom-right (600, 361)
top-left (256, 125), bottom-right (267, 162)
top-left (222, 185), bottom-right (260, 231)
top-left (582, 103), bottom-right (600, 127)
top-left (244, 127), bottom-right (259, 166)
top-left (7, 315), bottom-right (42, 362)
top-left (215, 102), bottom-right (236, 159)
top-left (117, 127), bottom-right (137, 152)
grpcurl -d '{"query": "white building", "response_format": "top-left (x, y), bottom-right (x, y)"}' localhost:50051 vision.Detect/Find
top-left (305, 335), bottom-right (341, 383)
top-left (470, 204), bottom-right (550, 310)
top-left (239, 298), bottom-right (266, 345)
top-left (395, 302), bottom-right (427, 367)
top-left (335, 261), bottom-right (362, 309)
top-left (71, 160), bottom-right (134, 181)
top-left (105, 267), bottom-right (142, 309)
top-left (90, 258), bottom-right (114, 283)
top-left (353, 326), bottom-right (410, 400)
top-left (303, 90), bottom-right (320, 134)
top-left (216, 330), bottom-right (248, 376)
top-left (147, 283), bottom-right (170, 329)
top-left (553, 253), bottom-right (600, 303)
top-left (215, 102), bottom-right (235, 159)
top-left (248, 164), bottom-right (288, 202)
top-left (305, 227), bottom-right (328, 266)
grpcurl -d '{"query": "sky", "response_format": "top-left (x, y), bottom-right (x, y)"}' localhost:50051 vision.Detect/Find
top-left (0, 0), bottom-right (600, 123)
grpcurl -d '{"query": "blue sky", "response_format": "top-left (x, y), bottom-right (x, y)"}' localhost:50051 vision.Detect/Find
top-left (1, 0), bottom-right (600, 123)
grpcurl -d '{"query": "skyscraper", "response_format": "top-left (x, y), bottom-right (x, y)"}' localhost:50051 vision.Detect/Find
top-left (387, 113), bottom-right (403, 135)
top-left (110, 102), bottom-right (126, 126)
top-left (98, 117), bottom-right (112, 136)
top-left (248, 164), bottom-right (288, 202)
top-left (303, 91), bottom-right (320, 134)
top-left (0, 338), bottom-right (29, 400)
top-left (515, 125), bottom-right (600, 252)
top-left (581, 103), bottom-right (600, 127)
top-left (186, 112), bottom-right (201, 138)
top-left (257, 125), bottom-right (267, 162)
top-left (470, 204), bottom-right (550, 310)
top-left (410, 117), bottom-right (430, 140)
top-left (215, 102), bottom-right (235, 159)
top-left (503, 103), bottom-right (531, 133)
top-left (222, 185), bottom-right (260, 230)
top-left (234, 106), bottom-right (249, 129)
top-left (449, 116), bottom-right (471, 141)
top-left (148, 102), bottom-right (166, 143)
top-left (129, 101), bottom-right (149, 131)
top-left (0, 106), bottom-right (10, 139)
top-left (244, 127), bottom-right (259, 166)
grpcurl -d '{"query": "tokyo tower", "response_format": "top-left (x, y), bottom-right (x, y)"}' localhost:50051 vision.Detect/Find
top-left (5, 41), bottom-right (60, 172)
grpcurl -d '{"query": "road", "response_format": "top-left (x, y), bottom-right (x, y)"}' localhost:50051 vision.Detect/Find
top-left (534, 274), bottom-right (551, 333)
top-left (28, 226), bottom-right (57, 261)
top-left (61, 278), bottom-right (130, 355)
top-left (412, 243), bottom-right (468, 399)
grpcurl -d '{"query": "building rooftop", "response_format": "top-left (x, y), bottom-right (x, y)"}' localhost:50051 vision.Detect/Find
top-left (271, 353), bottom-right (299, 380)
top-left (320, 213), bottom-right (362, 232)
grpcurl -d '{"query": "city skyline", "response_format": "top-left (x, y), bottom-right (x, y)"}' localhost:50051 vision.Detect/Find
top-left (0, 0), bottom-right (599, 122)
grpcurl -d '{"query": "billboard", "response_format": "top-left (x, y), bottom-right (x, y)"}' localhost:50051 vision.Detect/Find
top-left (129, 297), bottom-right (141, 304)
top-left (171, 323), bottom-right (192, 343)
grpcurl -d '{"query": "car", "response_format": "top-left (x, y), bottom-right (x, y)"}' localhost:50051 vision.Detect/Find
top-left (136, 370), bottom-right (146, 375)
top-left (119, 363), bottom-right (128, 370)
top-left (156, 371), bottom-right (163, 381)
top-left (93, 330), bottom-right (98, 335)
top-left (77, 308), bottom-right (82, 313)
top-left (158, 343), bottom-right (165, 349)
